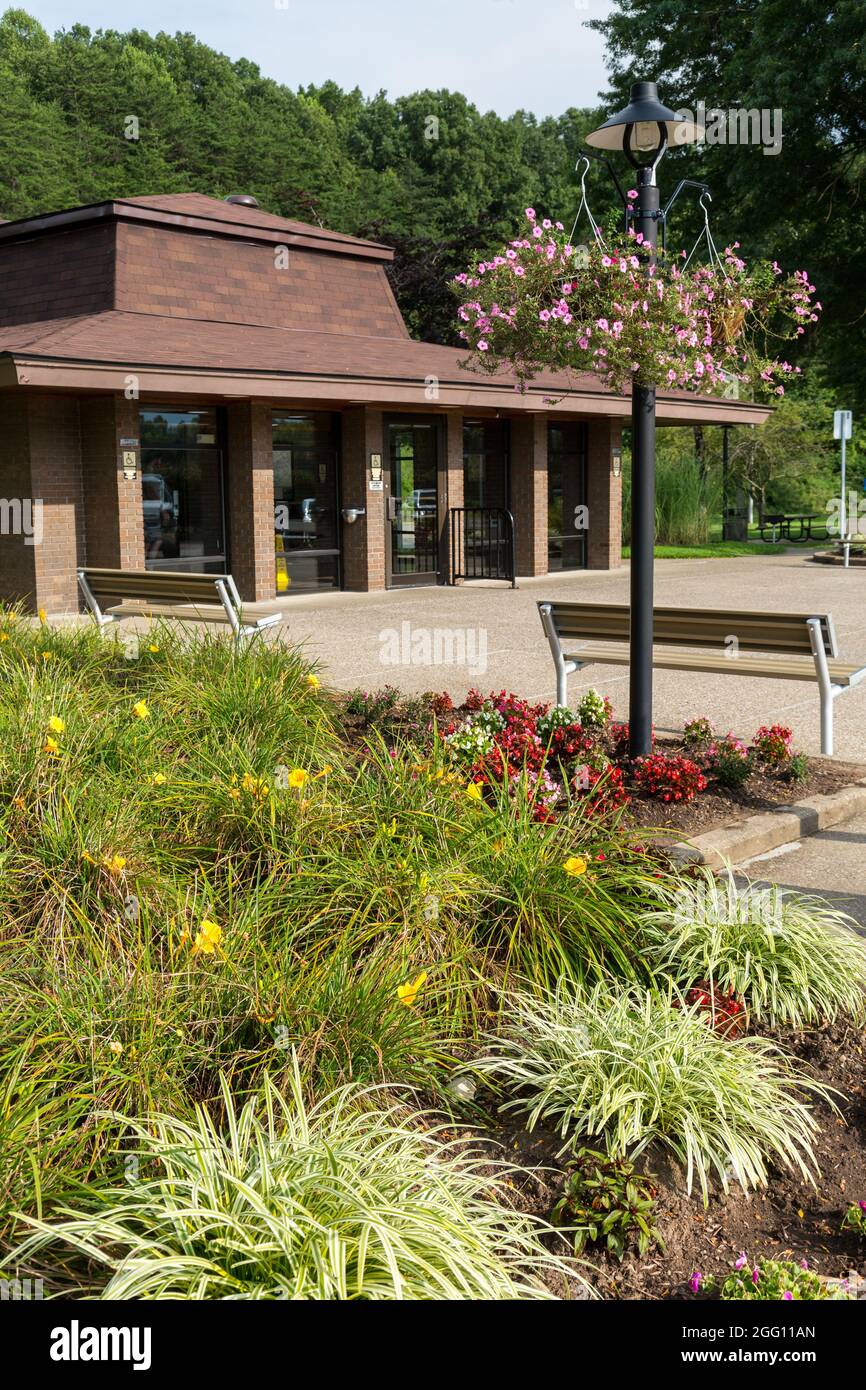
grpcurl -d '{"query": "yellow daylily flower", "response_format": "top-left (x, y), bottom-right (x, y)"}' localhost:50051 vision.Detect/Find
top-left (397, 971), bottom-right (428, 1007)
top-left (103, 854), bottom-right (127, 875)
top-left (465, 782), bottom-right (483, 801)
top-left (192, 918), bottom-right (223, 955)
top-left (241, 772), bottom-right (269, 799)
top-left (306, 673), bottom-right (320, 688)
top-left (148, 644), bottom-right (159, 653)
top-left (37, 607), bottom-right (47, 625)
top-left (41, 651), bottom-right (52, 661)
top-left (0, 632), bottom-right (8, 643)
top-left (132, 700), bottom-right (149, 720)
top-left (43, 736), bottom-right (60, 756)
top-left (564, 856), bottom-right (588, 878)
top-left (287, 768), bottom-right (309, 789)
top-left (150, 772), bottom-right (167, 786)
top-left (48, 715), bottom-right (65, 734)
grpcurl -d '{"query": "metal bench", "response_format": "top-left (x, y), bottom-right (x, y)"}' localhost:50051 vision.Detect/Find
top-left (77, 568), bottom-right (282, 646)
top-left (538, 601), bottom-right (866, 757)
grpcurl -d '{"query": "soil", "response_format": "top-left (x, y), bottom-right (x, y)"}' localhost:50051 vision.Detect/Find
top-left (626, 739), bottom-right (865, 838)
top-left (484, 1019), bottom-right (866, 1300)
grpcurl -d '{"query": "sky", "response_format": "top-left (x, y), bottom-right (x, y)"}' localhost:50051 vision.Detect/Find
top-left (17, 0), bottom-right (617, 118)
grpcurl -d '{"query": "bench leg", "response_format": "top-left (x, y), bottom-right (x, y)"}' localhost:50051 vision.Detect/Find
top-left (807, 616), bottom-right (835, 756)
top-left (820, 690), bottom-right (833, 758)
top-left (539, 603), bottom-right (570, 706)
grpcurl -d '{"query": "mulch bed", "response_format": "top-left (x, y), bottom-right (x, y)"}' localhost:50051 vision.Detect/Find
top-left (626, 739), bottom-right (864, 837)
top-left (482, 1019), bottom-right (866, 1300)
top-left (341, 697), bottom-right (865, 842)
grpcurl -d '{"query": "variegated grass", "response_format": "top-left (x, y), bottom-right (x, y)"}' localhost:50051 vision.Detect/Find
top-left (474, 982), bottom-right (836, 1202)
top-left (641, 866), bottom-right (866, 1028)
top-left (5, 1062), bottom-right (586, 1301)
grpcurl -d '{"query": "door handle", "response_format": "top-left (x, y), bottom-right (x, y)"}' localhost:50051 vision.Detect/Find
top-left (387, 497), bottom-right (398, 522)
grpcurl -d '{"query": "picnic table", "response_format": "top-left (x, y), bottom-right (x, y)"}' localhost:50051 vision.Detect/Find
top-left (757, 512), bottom-right (823, 543)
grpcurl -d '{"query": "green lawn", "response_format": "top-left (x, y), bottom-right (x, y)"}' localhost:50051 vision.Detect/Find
top-left (622, 540), bottom-right (790, 559)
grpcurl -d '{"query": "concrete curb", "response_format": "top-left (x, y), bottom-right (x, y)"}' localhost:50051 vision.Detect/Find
top-left (667, 776), bottom-right (866, 870)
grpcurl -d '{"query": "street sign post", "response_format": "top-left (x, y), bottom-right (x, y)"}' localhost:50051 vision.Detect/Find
top-left (833, 409), bottom-right (853, 567)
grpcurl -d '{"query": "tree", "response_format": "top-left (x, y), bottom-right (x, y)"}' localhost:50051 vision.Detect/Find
top-left (589, 0), bottom-right (866, 412)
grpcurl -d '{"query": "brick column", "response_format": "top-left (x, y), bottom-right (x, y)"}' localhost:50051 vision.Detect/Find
top-left (510, 415), bottom-right (548, 576)
top-left (0, 393), bottom-right (86, 614)
top-left (29, 395), bottom-right (87, 613)
top-left (79, 394), bottom-right (144, 572)
top-left (441, 409), bottom-right (464, 581)
top-left (225, 401), bottom-right (275, 601)
top-left (586, 418), bottom-right (622, 570)
top-left (0, 394), bottom-right (39, 608)
top-left (341, 407), bottom-right (385, 591)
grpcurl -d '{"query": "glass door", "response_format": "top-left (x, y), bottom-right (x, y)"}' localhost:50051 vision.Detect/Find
top-left (273, 413), bottom-right (341, 594)
top-left (386, 419), bottom-right (440, 586)
top-left (140, 408), bottom-right (226, 574)
top-left (547, 422), bottom-right (588, 571)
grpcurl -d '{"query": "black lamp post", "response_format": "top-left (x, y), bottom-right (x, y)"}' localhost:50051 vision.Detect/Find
top-left (586, 83), bottom-right (704, 757)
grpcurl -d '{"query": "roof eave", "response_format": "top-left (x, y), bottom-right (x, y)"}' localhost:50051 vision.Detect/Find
top-left (2, 353), bottom-right (773, 424)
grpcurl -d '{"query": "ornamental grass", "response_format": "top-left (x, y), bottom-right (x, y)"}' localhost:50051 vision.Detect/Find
top-left (474, 982), bottom-right (835, 1202)
top-left (4, 1064), bottom-right (583, 1301)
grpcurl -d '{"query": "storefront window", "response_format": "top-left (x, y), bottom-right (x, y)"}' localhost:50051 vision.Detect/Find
top-left (140, 408), bottom-right (225, 573)
top-left (463, 420), bottom-right (509, 510)
top-left (273, 413), bottom-right (340, 594)
top-left (548, 422), bottom-right (588, 571)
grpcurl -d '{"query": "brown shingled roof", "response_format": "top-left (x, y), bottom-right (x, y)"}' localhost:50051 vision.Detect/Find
top-left (0, 309), bottom-right (772, 426)
top-left (0, 192), bottom-right (393, 260)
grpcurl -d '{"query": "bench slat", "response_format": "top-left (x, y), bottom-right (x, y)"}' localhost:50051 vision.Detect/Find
top-left (106, 603), bottom-right (233, 624)
top-left (543, 602), bottom-right (835, 657)
top-left (567, 645), bottom-right (865, 687)
top-left (82, 568), bottom-right (225, 603)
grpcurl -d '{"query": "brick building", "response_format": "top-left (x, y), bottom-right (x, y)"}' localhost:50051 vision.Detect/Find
top-left (0, 193), bottom-right (769, 614)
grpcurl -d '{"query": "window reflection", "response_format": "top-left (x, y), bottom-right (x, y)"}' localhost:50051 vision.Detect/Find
top-left (140, 409), bottom-right (225, 574)
top-left (548, 422), bottom-right (588, 572)
top-left (273, 413), bottom-right (340, 594)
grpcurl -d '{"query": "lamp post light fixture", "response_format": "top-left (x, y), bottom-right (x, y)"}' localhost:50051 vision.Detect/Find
top-left (586, 82), bottom-right (704, 757)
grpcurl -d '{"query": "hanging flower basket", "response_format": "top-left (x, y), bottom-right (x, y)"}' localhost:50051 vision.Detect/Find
top-left (710, 303), bottom-right (747, 345)
top-left (453, 201), bottom-right (820, 398)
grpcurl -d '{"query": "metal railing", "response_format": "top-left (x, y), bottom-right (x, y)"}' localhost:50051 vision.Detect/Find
top-left (448, 507), bottom-right (517, 587)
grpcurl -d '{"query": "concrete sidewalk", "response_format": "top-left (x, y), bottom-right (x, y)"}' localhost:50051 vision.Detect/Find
top-left (744, 811), bottom-right (866, 933)
top-left (266, 552), bottom-right (866, 761)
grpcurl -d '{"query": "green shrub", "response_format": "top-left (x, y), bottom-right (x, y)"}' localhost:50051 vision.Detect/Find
top-left (475, 982), bottom-right (833, 1201)
top-left (642, 867), bottom-right (866, 1027)
top-left (553, 1147), bottom-right (662, 1259)
top-left (4, 1065), bottom-right (584, 1301)
top-left (699, 1255), bottom-right (852, 1300)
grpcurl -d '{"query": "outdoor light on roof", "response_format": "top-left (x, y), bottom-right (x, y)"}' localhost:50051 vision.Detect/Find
top-left (586, 81), bottom-right (704, 166)
top-left (224, 193), bottom-right (260, 208)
